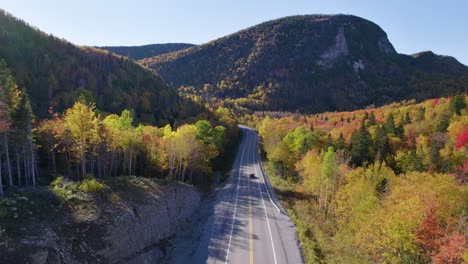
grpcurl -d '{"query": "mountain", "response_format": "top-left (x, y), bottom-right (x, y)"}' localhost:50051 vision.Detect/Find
top-left (141, 15), bottom-right (468, 113)
top-left (99, 43), bottom-right (196, 60)
top-left (0, 10), bottom-right (200, 124)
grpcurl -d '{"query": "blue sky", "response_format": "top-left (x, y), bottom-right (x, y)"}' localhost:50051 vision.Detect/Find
top-left (2, 0), bottom-right (467, 65)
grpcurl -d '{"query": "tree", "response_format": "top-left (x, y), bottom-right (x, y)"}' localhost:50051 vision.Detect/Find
top-left (450, 94), bottom-right (466, 116)
top-left (416, 107), bottom-right (426, 121)
top-left (323, 133), bottom-right (334, 151)
top-left (374, 125), bottom-right (392, 163)
top-left (336, 132), bottom-right (346, 150)
top-left (432, 232), bottom-right (465, 264)
top-left (435, 111), bottom-right (451, 133)
top-left (416, 204), bottom-right (444, 256)
top-left (321, 146), bottom-right (338, 213)
top-left (369, 111), bottom-right (376, 125)
top-left (63, 102), bottom-right (99, 179)
top-left (350, 122), bottom-right (373, 166)
top-left (384, 113), bottom-right (396, 135)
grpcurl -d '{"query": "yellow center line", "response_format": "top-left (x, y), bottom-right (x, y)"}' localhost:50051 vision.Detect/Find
top-left (248, 175), bottom-right (254, 264)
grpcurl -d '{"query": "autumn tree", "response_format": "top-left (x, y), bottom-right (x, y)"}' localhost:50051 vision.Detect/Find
top-left (63, 102), bottom-right (99, 179)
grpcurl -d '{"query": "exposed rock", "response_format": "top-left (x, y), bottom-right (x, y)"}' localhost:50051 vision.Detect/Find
top-left (319, 26), bottom-right (349, 67)
top-left (353, 60), bottom-right (365, 72)
top-left (0, 180), bottom-right (200, 264)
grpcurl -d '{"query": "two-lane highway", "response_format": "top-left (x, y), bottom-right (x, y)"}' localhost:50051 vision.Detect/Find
top-left (204, 126), bottom-right (303, 264)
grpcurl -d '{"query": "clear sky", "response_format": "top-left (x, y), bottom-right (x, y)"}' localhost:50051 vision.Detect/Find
top-left (2, 0), bottom-right (467, 65)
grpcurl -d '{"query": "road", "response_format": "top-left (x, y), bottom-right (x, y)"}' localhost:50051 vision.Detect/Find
top-left (202, 126), bottom-right (303, 264)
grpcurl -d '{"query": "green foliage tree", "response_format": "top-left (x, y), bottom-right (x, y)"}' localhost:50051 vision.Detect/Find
top-left (63, 102), bottom-right (99, 179)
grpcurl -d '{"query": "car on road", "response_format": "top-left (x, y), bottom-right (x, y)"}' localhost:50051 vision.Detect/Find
top-left (249, 173), bottom-right (256, 179)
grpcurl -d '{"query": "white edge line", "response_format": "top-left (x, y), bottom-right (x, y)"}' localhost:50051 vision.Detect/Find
top-left (255, 136), bottom-right (282, 213)
top-left (253, 132), bottom-right (278, 264)
top-left (224, 131), bottom-right (249, 263)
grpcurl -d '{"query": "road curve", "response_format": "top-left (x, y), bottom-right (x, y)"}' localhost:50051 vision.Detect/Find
top-left (203, 126), bottom-right (304, 264)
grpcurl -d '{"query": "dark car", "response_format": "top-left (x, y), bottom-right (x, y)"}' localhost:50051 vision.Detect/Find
top-left (249, 173), bottom-right (256, 179)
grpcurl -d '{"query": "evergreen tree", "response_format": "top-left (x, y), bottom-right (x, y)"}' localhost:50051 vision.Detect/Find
top-left (450, 94), bottom-right (466, 115)
top-left (324, 133), bottom-right (334, 151)
top-left (350, 121), bottom-right (373, 166)
top-left (336, 132), bottom-right (346, 150)
top-left (363, 111), bottom-right (369, 121)
top-left (374, 126), bottom-right (392, 163)
top-left (384, 113), bottom-right (396, 135)
top-left (416, 107), bottom-right (426, 121)
top-left (435, 111), bottom-right (451, 133)
top-left (369, 111), bottom-right (376, 125)
top-left (404, 112), bottom-right (411, 124)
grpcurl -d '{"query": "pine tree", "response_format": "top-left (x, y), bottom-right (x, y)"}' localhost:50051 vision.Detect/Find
top-left (374, 126), bottom-right (391, 163)
top-left (450, 94), bottom-right (466, 115)
top-left (385, 113), bottom-right (396, 135)
top-left (369, 111), bottom-right (376, 125)
top-left (350, 121), bottom-right (373, 166)
top-left (416, 107), bottom-right (426, 121)
top-left (324, 133), bottom-right (334, 151)
top-left (336, 132), bottom-right (346, 150)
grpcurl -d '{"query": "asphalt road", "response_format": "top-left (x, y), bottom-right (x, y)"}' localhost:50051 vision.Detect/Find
top-left (203, 126), bottom-right (304, 264)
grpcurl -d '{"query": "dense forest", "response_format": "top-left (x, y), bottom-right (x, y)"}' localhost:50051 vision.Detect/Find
top-left (247, 95), bottom-right (467, 263)
top-left (0, 57), bottom-right (239, 195)
top-left (141, 15), bottom-right (468, 114)
top-left (99, 43), bottom-right (196, 60)
top-left (0, 10), bottom-right (205, 124)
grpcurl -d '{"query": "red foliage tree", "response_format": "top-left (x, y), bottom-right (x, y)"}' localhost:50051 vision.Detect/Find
top-left (416, 204), bottom-right (444, 255)
top-left (454, 129), bottom-right (468, 150)
top-left (432, 232), bottom-right (465, 264)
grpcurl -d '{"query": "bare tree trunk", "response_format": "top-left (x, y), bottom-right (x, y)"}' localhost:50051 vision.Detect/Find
top-left (123, 150), bottom-right (127, 175)
top-left (129, 145), bottom-right (133, 176)
top-left (324, 183), bottom-right (329, 214)
top-left (30, 140), bottom-right (36, 186)
top-left (0, 153), bottom-right (4, 196)
top-left (110, 150), bottom-right (115, 177)
top-left (81, 142), bottom-right (86, 179)
top-left (15, 148), bottom-right (21, 186)
top-left (181, 163), bottom-right (187, 182)
top-left (4, 134), bottom-right (12, 186)
top-left (23, 145), bottom-right (29, 185)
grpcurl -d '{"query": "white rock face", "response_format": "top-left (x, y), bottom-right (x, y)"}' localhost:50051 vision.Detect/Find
top-left (319, 26), bottom-right (349, 67)
top-left (353, 60), bottom-right (365, 72)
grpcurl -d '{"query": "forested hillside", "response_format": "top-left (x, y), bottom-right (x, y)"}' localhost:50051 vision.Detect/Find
top-left (141, 15), bottom-right (468, 113)
top-left (99, 43), bottom-right (196, 60)
top-left (247, 95), bottom-right (467, 263)
top-left (0, 58), bottom-right (239, 193)
top-left (0, 10), bottom-right (202, 124)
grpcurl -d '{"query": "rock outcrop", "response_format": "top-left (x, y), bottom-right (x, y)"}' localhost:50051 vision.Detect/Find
top-left (0, 178), bottom-right (200, 263)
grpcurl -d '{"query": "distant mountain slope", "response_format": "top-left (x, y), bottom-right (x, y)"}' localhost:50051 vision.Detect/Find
top-left (0, 10), bottom-right (199, 124)
top-left (141, 15), bottom-right (468, 113)
top-left (99, 43), bottom-right (196, 60)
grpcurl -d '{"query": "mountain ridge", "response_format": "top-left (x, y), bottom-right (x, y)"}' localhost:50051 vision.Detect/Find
top-left (0, 10), bottom-right (202, 124)
top-left (99, 43), bottom-right (196, 60)
top-left (140, 14), bottom-right (468, 113)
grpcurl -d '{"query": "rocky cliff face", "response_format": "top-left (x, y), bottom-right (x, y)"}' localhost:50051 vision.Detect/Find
top-left (0, 178), bottom-right (200, 263)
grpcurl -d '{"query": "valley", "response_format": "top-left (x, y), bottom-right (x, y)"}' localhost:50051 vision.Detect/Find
top-left (0, 5), bottom-right (466, 264)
